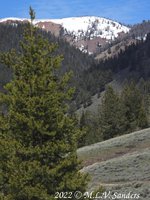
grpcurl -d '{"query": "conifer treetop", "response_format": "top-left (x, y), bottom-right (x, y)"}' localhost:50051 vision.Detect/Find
top-left (29, 6), bottom-right (35, 23)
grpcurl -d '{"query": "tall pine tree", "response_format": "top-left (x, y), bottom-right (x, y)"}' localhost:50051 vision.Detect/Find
top-left (99, 86), bottom-right (126, 140)
top-left (0, 8), bottom-right (88, 200)
top-left (121, 82), bottom-right (148, 131)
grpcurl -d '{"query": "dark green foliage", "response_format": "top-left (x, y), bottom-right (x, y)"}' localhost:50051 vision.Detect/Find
top-left (138, 104), bottom-right (148, 128)
top-left (138, 78), bottom-right (150, 120)
top-left (79, 82), bottom-right (149, 146)
top-left (0, 9), bottom-right (88, 199)
top-left (99, 34), bottom-right (150, 79)
top-left (99, 83), bottom-right (148, 140)
top-left (121, 82), bottom-right (148, 130)
top-left (99, 86), bottom-right (126, 140)
top-left (79, 111), bottom-right (102, 146)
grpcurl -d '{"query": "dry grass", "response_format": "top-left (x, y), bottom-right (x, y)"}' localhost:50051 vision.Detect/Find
top-left (78, 128), bottom-right (150, 199)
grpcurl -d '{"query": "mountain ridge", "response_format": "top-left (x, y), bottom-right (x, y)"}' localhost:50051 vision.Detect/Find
top-left (0, 16), bottom-right (130, 54)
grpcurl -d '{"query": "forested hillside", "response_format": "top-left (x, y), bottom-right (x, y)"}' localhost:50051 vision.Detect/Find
top-left (78, 34), bottom-right (150, 146)
top-left (0, 23), bottom-right (111, 109)
top-left (97, 33), bottom-right (150, 79)
top-left (0, 22), bottom-right (150, 141)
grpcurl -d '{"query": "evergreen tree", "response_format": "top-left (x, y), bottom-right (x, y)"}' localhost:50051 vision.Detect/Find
top-left (0, 8), bottom-right (88, 200)
top-left (99, 86), bottom-right (126, 140)
top-left (138, 79), bottom-right (150, 125)
top-left (121, 82), bottom-right (148, 131)
top-left (137, 104), bottom-right (148, 128)
top-left (79, 111), bottom-right (101, 146)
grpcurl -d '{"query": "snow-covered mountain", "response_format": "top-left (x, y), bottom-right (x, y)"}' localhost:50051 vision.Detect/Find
top-left (51, 16), bottom-right (129, 40)
top-left (51, 16), bottom-right (130, 54)
top-left (0, 16), bottom-right (130, 54)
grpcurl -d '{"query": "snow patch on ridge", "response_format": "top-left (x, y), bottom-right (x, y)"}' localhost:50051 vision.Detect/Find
top-left (0, 16), bottom-right (130, 41)
top-left (50, 16), bottom-right (130, 41)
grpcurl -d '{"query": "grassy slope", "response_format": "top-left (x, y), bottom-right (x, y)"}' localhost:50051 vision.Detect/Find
top-left (78, 128), bottom-right (150, 199)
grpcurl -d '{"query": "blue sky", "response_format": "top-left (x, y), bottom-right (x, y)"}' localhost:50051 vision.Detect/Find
top-left (0, 0), bottom-right (150, 24)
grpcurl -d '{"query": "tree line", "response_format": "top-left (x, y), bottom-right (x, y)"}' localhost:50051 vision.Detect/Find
top-left (79, 80), bottom-right (150, 146)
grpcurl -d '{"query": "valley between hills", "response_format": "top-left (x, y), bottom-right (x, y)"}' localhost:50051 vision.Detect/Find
top-left (0, 12), bottom-right (150, 199)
